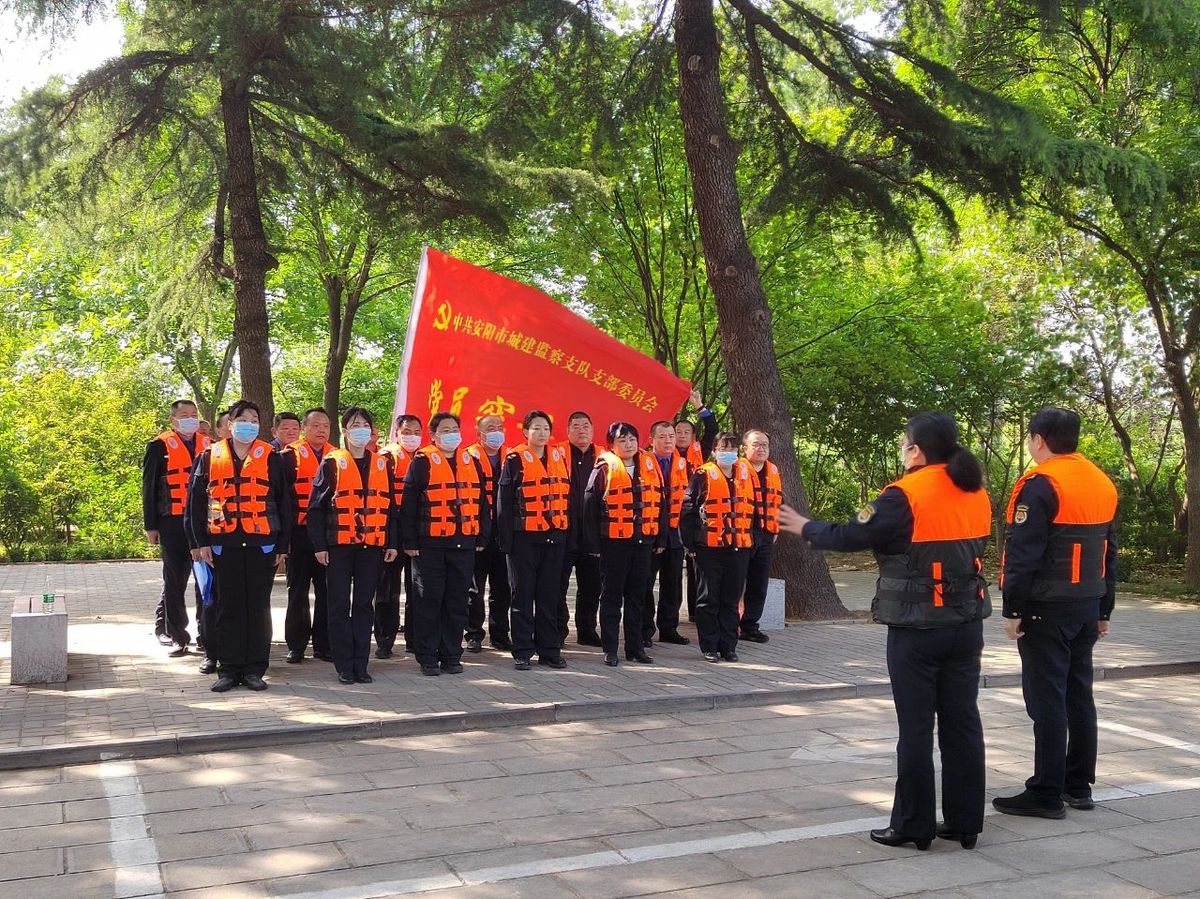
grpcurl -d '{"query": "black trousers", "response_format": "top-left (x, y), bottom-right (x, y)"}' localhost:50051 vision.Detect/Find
top-left (886, 620), bottom-right (986, 840)
top-left (598, 539), bottom-right (653, 656)
top-left (559, 548), bottom-right (602, 638)
top-left (693, 547), bottom-right (751, 655)
top-left (509, 533), bottom-right (567, 662)
top-left (374, 555), bottom-right (412, 654)
top-left (159, 516), bottom-right (200, 646)
top-left (739, 540), bottom-right (775, 634)
top-left (685, 554), bottom-right (699, 621)
top-left (468, 537), bottom-right (512, 642)
top-left (1018, 617), bottom-right (1100, 799)
top-left (643, 546), bottom-right (685, 640)
top-left (326, 544), bottom-right (383, 677)
top-left (285, 529), bottom-right (329, 656)
top-left (412, 546), bottom-right (475, 667)
top-left (211, 544), bottom-right (275, 678)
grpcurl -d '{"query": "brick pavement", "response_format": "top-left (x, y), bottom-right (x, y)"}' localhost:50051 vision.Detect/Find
top-left (0, 561), bottom-right (1198, 765)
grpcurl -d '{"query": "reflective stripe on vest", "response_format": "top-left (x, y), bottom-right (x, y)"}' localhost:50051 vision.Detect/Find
top-left (751, 461), bottom-right (783, 534)
top-left (326, 449), bottom-right (391, 547)
top-left (157, 431), bottom-right (209, 516)
top-left (874, 464), bottom-right (992, 628)
top-left (509, 444), bottom-right (570, 532)
top-left (698, 460), bottom-right (754, 548)
top-left (207, 439), bottom-right (277, 536)
top-left (600, 451), bottom-right (663, 539)
top-left (1004, 453), bottom-right (1117, 601)
top-left (420, 446), bottom-right (482, 538)
top-left (287, 439), bottom-right (321, 526)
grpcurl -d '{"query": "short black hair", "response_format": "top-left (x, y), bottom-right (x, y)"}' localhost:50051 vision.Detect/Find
top-left (649, 420), bottom-right (674, 437)
top-left (395, 414), bottom-right (422, 429)
top-left (302, 407), bottom-right (329, 423)
top-left (171, 399), bottom-right (198, 414)
top-left (430, 412), bottom-right (461, 433)
top-left (606, 421), bottom-right (640, 445)
top-left (567, 410), bottom-right (592, 424)
top-left (712, 431), bottom-right (740, 454)
top-left (674, 418), bottom-right (697, 431)
top-left (228, 399), bottom-right (261, 422)
top-left (215, 409), bottom-right (231, 426)
top-left (274, 411), bottom-right (300, 427)
top-left (523, 409), bottom-right (552, 430)
top-left (1029, 407), bottom-right (1081, 454)
top-left (341, 406), bottom-right (374, 429)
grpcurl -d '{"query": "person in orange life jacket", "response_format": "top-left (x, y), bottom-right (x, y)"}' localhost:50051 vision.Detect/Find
top-left (189, 406), bottom-right (233, 674)
top-left (497, 410), bottom-right (572, 670)
top-left (778, 413), bottom-right (991, 852)
top-left (400, 412), bottom-right (491, 676)
top-left (992, 408), bottom-right (1118, 820)
top-left (308, 407), bottom-right (400, 685)
top-left (641, 421), bottom-right (692, 648)
top-left (465, 413), bottom-right (513, 653)
top-left (187, 399), bottom-right (292, 693)
top-left (556, 410), bottom-right (603, 646)
top-left (582, 422), bottom-right (668, 666)
top-left (679, 433), bottom-right (755, 664)
top-left (269, 411), bottom-right (300, 453)
top-left (738, 429), bottom-right (783, 644)
top-left (674, 389), bottom-right (718, 622)
top-left (143, 398), bottom-right (211, 657)
top-left (280, 408), bottom-right (333, 665)
top-left (374, 413), bottom-right (423, 659)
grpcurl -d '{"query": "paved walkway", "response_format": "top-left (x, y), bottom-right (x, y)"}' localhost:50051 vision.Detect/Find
top-left (1, 562), bottom-right (1198, 766)
top-left (1, 676), bottom-right (1198, 897)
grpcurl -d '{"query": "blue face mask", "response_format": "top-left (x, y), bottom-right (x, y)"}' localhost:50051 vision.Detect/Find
top-left (231, 421), bottom-right (259, 443)
top-left (175, 417), bottom-right (200, 437)
top-left (715, 451), bottom-right (739, 467)
top-left (484, 431), bottom-right (505, 451)
top-left (437, 432), bottom-right (462, 452)
top-left (346, 426), bottom-right (372, 448)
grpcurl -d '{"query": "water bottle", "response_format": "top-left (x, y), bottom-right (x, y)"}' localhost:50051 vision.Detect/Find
top-left (42, 592), bottom-right (55, 614)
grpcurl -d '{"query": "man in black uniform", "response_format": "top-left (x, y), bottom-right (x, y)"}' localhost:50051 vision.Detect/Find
top-left (142, 399), bottom-right (209, 658)
top-left (643, 421), bottom-right (691, 647)
top-left (558, 411), bottom-right (602, 645)
top-left (994, 408), bottom-right (1118, 819)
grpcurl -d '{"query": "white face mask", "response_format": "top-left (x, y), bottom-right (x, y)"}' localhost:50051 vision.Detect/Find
top-left (399, 434), bottom-right (422, 452)
top-left (899, 444), bottom-right (913, 471)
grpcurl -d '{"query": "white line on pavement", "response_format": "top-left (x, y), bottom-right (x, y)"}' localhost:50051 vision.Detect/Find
top-left (97, 758), bottom-right (165, 899)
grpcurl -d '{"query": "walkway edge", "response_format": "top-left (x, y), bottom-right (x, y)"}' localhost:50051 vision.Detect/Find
top-left (3, 660), bottom-right (1198, 771)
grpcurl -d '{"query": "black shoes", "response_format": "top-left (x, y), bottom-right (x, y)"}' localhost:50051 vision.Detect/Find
top-left (285, 650), bottom-right (303, 664)
top-left (198, 658), bottom-right (217, 675)
top-left (740, 630), bottom-right (769, 643)
top-left (420, 664), bottom-right (441, 676)
top-left (355, 672), bottom-right (374, 684)
top-left (643, 638), bottom-right (653, 649)
top-left (721, 652), bottom-right (739, 663)
top-left (211, 675), bottom-right (239, 693)
top-left (465, 638), bottom-right (483, 653)
top-left (992, 792), bottom-right (1067, 819)
top-left (538, 657), bottom-right (567, 669)
top-left (936, 824), bottom-right (978, 849)
top-left (514, 659), bottom-right (532, 671)
top-left (374, 647), bottom-right (393, 660)
top-left (703, 652), bottom-right (721, 663)
top-left (168, 643), bottom-right (189, 658)
top-left (490, 636), bottom-right (514, 651)
top-left (441, 662), bottom-right (464, 674)
top-left (576, 632), bottom-right (603, 647)
top-left (625, 652), bottom-right (654, 664)
top-left (658, 632), bottom-right (691, 645)
top-left (337, 672), bottom-right (356, 684)
top-left (243, 674), bottom-right (268, 691)
top-left (1062, 792), bottom-right (1095, 810)
top-left (869, 828), bottom-right (931, 850)
top-left (313, 650), bottom-right (334, 662)
top-left (604, 653), bottom-right (619, 667)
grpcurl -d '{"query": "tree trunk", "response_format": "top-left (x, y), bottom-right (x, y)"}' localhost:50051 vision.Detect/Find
top-left (220, 75), bottom-right (277, 426)
top-left (674, 0), bottom-right (847, 619)
top-left (324, 278), bottom-right (349, 448)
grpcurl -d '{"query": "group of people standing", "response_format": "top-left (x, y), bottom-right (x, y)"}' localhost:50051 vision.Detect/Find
top-left (141, 391), bottom-right (786, 690)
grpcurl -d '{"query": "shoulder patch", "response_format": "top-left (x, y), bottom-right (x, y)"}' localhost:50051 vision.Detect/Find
top-left (707, 467), bottom-right (719, 480)
top-left (856, 503), bottom-right (876, 524)
top-left (167, 437), bottom-right (178, 449)
top-left (376, 457), bottom-right (386, 470)
top-left (337, 456), bottom-right (348, 469)
top-left (253, 446), bottom-right (265, 459)
top-left (298, 445), bottom-right (309, 459)
top-left (523, 450), bottom-right (533, 462)
top-left (552, 449), bottom-right (561, 462)
top-left (431, 452), bottom-right (442, 465)
top-left (1014, 504), bottom-right (1029, 525)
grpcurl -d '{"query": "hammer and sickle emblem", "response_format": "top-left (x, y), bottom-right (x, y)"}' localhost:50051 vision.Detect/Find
top-left (432, 302), bottom-right (453, 331)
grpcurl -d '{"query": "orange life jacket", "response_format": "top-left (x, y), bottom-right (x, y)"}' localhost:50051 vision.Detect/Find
top-left (661, 452), bottom-right (690, 529)
top-left (206, 439), bottom-right (278, 537)
top-left (419, 446), bottom-right (482, 538)
top-left (156, 430), bottom-right (210, 517)
top-left (685, 441), bottom-right (705, 472)
top-left (286, 439), bottom-right (324, 525)
top-left (468, 441), bottom-right (506, 511)
top-left (697, 460), bottom-right (755, 548)
top-left (875, 464), bottom-right (992, 627)
top-left (1003, 453), bottom-right (1117, 600)
top-left (509, 443), bottom-right (570, 532)
top-left (599, 451), bottom-right (663, 540)
top-left (324, 448), bottom-right (391, 547)
top-left (748, 461), bottom-right (783, 534)
top-left (379, 443), bottom-right (415, 509)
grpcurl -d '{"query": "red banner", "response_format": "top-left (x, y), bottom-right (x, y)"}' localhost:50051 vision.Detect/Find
top-left (392, 248), bottom-right (692, 445)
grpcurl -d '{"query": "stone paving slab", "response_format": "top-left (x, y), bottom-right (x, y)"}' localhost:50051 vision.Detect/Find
top-left (0, 561), bottom-right (1198, 768)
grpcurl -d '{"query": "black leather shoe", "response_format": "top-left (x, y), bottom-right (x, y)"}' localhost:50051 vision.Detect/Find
top-left (490, 636), bottom-right (513, 651)
top-left (576, 632), bottom-right (603, 647)
top-left (354, 672), bottom-right (374, 684)
top-left (313, 651), bottom-right (334, 662)
top-left (420, 665), bottom-right (441, 676)
top-left (211, 675), bottom-right (239, 693)
top-left (337, 672), bottom-right (356, 685)
top-left (604, 653), bottom-right (619, 667)
top-left (625, 652), bottom-right (654, 664)
top-left (869, 828), bottom-right (931, 850)
top-left (643, 638), bottom-right (653, 649)
top-left (992, 792), bottom-right (1066, 818)
top-left (936, 824), bottom-right (978, 849)
top-left (721, 652), bottom-right (739, 663)
top-left (198, 658), bottom-right (217, 675)
top-left (538, 657), bottom-right (567, 669)
top-left (374, 647), bottom-right (393, 660)
top-left (1062, 792), bottom-right (1095, 810)
top-left (168, 642), bottom-right (189, 658)
top-left (514, 659), bottom-right (531, 671)
top-left (702, 651), bottom-right (721, 663)
top-left (466, 638), bottom-right (483, 653)
top-left (740, 631), bottom-right (769, 643)
top-left (658, 632), bottom-right (691, 645)
top-left (285, 650), bottom-right (303, 664)
top-left (441, 662), bottom-right (464, 674)
top-left (243, 674), bottom-right (268, 691)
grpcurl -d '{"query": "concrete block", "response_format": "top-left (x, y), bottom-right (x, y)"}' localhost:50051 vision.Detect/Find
top-left (761, 577), bottom-right (786, 630)
top-left (10, 595), bottom-right (68, 685)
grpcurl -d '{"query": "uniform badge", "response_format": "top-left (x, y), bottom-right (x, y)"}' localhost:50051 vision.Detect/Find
top-left (253, 446), bottom-right (265, 459)
top-left (552, 449), bottom-right (561, 462)
top-left (707, 468), bottom-right (719, 480)
top-left (376, 457), bottom-right (386, 470)
top-left (337, 456), bottom-right (348, 469)
top-left (167, 438), bottom-right (178, 449)
top-left (431, 453), bottom-right (442, 464)
top-left (856, 503), bottom-right (876, 524)
top-left (1014, 504), bottom-right (1029, 525)
top-left (523, 450), bottom-right (534, 462)
top-left (299, 446), bottom-right (309, 458)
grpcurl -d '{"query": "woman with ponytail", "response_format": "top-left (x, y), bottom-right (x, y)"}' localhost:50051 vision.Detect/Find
top-left (778, 412), bottom-right (992, 853)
